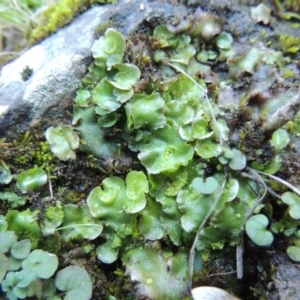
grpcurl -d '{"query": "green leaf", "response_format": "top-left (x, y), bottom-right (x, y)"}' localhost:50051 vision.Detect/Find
top-left (177, 176), bottom-right (224, 233)
top-left (0, 190), bottom-right (28, 208)
top-left (0, 231), bottom-right (17, 253)
top-left (106, 54), bottom-right (124, 70)
top-left (42, 278), bottom-right (56, 297)
top-left (137, 124), bottom-right (194, 174)
top-left (287, 246), bottom-right (300, 262)
top-left (108, 63), bottom-right (141, 90)
top-left (58, 204), bottom-right (103, 241)
top-left (192, 177), bottom-right (219, 195)
top-left (11, 240), bottom-right (31, 260)
top-left (216, 32), bottom-right (234, 50)
top-left (96, 234), bottom-right (122, 264)
top-left (271, 221), bottom-right (285, 234)
top-left (229, 149), bottom-right (246, 170)
top-left (55, 266), bottom-right (92, 300)
top-left (2, 270), bottom-right (36, 300)
top-left (271, 128), bottom-right (290, 150)
top-left (87, 175), bottom-right (138, 237)
top-left (93, 78), bottom-right (121, 113)
top-left (139, 199), bottom-right (165, 240)
top-left (113, 86), bottom-right (134, 103)
top-left (82, 61), bottom-right (107, 87)
top-left (92, 28), bottom-right (125, 61)
top-left (195, 138), bottom-right (222, 159)
top-left (0, 251), bottom-right (9, 283)
top-left (6, 210), bottom-right (41, 248)
top-left (27, 278), bottom-right (43, 299)
top-left (281, 192), bottom-right (300, 219)
top-left (97, 112), bottom-right (119, 128)
top-left (229, 47), bottom-right (264, 79)
top-left (169, 74), bottom-right (205, 102)
top-left (196, 50), bottom-right (217, 62)
top-left (245, 214), bottom-right (274, 246)
top-left (163, 171), bottom-right (188, 197)
top-left (191, 117), bottom-right (214, 140)
top-left (74, 90), bottom-right (91, 106)
top-left (0, 159), bottom-right (13, 184)
top-left (153, 24), bottom-right (177, 48)
top-left (22, 250), bottom-right (58, 279)
top-left (124, 171), bottom-right (148, 213)
top-left (16, 167), bottom-right (47, 194)
top-left (262, 155), bottom-right (282, 174)
top-left (219, 178), bottom-right (239, 203)
top-left (8, 256), bottom-right (22, 271)
top-left (74, 106), bottom-right (118, 158)
top-left (41, 201), bottom-right (64, 236)
top-left (15, 270), bottom-right (36, 288)
top-left (123, 247), bottom-right (189, 300)
top-left (165, 100), bottom-right (194, 126)
top-left (197, 202), bottom-right (247, 250)
top-left (0, 214), bottom-right (7, 231)
top-left (46, 126), bottom-right (80, 161)
top-left (126, 92), bottom-right (166, 130)
top-left (214, 119), bottom-right (230, 141)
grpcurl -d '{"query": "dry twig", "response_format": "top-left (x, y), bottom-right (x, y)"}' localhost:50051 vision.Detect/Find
top-left (263, 87), bottom-right (300, 134)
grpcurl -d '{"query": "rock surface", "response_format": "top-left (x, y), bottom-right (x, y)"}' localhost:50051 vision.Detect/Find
top-left (272, 264), bottom-right (300, 300)
top-left (0, 0), bottom-right (187, 138)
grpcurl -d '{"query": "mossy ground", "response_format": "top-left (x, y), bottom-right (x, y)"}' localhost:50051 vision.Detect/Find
top-left (1, 1), bottom-right (300, 299)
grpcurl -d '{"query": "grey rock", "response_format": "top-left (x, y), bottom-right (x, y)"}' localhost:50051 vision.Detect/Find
top-left (0, 4), bottom-right (106, 138)
top-left (0, 0), bottom-right (187, 139)
top-left (271, 264), bottom-right (300, 300)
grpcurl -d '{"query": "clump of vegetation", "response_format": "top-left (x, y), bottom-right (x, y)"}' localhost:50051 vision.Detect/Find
top-left (0, 231), bottom-right (92, 300)
top-left (20, 65), bottom-right (33, 81)
top-left (29, 0), bottom-right (118, 43)
top-left (1, 6), bottom-right (300, 300)
top-left (274, 0), bottom-right (300, 20)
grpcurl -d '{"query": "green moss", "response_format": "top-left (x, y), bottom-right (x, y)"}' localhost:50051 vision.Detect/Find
top-left (29, 0), bottom-right (118, 44)
top-left (278, 34), bottom-right (300, 54)
top-left (20, 66), bottom-right (33, 81)
top-left (0, 131), bottom-right (58, 174)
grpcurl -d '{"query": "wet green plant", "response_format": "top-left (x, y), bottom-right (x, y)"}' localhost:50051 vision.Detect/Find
top-left (40, 25), bottom-right (300, 298)
top-left (0, 231), bottom-right (92, 300)
top-left (16, 167), bottom-right (47, 194)
top-left (274, 0), bottom-right (300, 21)
top-left (2, 12), bottom-right (300, 299)
top-left (0, 159), bottom-right (12, 184)
top-left (45, 125), bottom-right (80, 161)
top-left (245, 214), bottom-right (274, 246)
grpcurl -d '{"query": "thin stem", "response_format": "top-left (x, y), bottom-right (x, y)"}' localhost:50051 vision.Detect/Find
top-left (201, 270), bottom-right (237, 278)
top-left (47, 166), bottom-right (53, 200)
top-left (12, 0), bottom-right (37, 24)
top-left (0, 52), bottom-right (18, 56)
top-left (188, 169), bottom-right (228, 290)
top-left (56, 224), bottom-right (103, 231)
top-left (242, 167), bottom-right (268, 219)
top-left (255, 168), bottom-right (300, 197)
top-left (236, 168), bottom-right (268, 279)
top-left (236, 237), bottom-right (244, 279)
